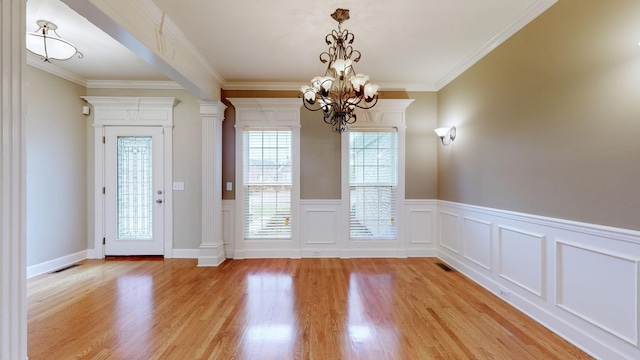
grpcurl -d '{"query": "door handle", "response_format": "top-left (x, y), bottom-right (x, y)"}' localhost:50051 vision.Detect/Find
top-left (156, 199), bottom-right (163, 204)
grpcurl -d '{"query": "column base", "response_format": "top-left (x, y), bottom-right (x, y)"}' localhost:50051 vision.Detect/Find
top-left (197, 243), bottom-right (226, 266)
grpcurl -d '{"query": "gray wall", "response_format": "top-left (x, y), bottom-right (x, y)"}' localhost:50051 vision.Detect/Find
top-left (86, 88), bottom-right (204, 250)
top-left (26, 67), bottom-right (88, 266)
top-left (437, 0), bottom-right (640, 230)
top-left (222, 90), bottom-right (439, 200)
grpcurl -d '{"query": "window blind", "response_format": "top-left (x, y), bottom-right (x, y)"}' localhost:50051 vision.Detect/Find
top-left (349, 131), bottom-right (398, 239)
top-left (243, 130), bottom-right (292, 239)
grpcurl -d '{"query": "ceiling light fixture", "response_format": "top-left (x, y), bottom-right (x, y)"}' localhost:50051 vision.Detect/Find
top-left (434, 126), bottom-right (456, 145)
top-left (26, 20), bottom-right (83, 62)
top-left (300, 8), bottom-right (379, 133)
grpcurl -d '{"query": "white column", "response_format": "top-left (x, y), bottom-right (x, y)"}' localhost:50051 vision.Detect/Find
top-left (198, 100), bottom-right (227, 266)
top-left (0, 0), bottom-right (27, 359)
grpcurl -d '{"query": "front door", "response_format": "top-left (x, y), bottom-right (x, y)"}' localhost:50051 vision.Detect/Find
top-left (104, 126), bottom-right (165, 256)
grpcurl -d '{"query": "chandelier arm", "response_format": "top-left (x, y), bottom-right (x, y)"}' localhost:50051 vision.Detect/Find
top-left (319, 51), bottom-right (331, 65)
top-left (351, 96), bottom-right (379, 110)
top-left (346, 30), bottom-right (355, 43)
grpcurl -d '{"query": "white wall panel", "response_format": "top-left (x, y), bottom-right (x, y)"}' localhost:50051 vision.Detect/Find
top-left (222, 200), bottom-right (235, 258)
top-left (407, 209), bottom-right (433, 244)
top-left (439, 211), bottom-right (459, 253)
top-left (304, 209), bottom-right (338, 245)
top-left (463, 217), bottom-right (492, 271)
top-left (498, 226), bottom-right (545, 298)
top-left (557, 240), bottom-right (639, 345)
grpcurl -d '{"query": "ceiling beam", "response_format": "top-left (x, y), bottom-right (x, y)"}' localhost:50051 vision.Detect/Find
top-left (62, 0), bottom-right (222, 100)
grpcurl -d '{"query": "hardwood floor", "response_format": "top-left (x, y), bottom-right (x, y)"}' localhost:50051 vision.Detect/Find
top-left (27, 258), bottom-right (591, 359)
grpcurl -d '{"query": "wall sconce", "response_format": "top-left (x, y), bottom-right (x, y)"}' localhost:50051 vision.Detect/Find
top-left (434, 126), bottom-right (456, 145)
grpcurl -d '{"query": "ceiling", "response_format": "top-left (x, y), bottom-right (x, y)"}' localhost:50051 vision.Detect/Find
top-left (26, 0), bottom-right (557, 92)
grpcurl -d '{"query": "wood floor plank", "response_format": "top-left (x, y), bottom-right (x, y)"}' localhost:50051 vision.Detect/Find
top-left (27, 258), bottom-right (591, 359)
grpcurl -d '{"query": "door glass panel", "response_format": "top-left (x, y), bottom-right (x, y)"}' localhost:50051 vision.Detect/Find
top-left (117, 136), bottom-right (153, 240)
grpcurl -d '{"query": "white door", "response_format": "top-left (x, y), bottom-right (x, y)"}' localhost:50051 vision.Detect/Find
top-left (104, 126), bottom-right (165, 256)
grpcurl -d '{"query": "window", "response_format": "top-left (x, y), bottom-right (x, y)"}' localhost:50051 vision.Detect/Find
top-left (243, 130), bottom-right (292, 239)
top-left (349, 130), bottom-right (398, 239)
top-left (117, 136), bottom-right (153, 239)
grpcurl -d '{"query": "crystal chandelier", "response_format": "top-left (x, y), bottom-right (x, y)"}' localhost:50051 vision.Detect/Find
top-left (300, 9), bottom-right (379, 133)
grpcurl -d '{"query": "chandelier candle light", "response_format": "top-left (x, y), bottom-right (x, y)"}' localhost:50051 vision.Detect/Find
top-left (300, 8), bottom-right (380, 133)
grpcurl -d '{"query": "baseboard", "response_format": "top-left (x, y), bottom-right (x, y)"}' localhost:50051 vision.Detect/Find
top-left (172, 249), bottom-right (200, 258)
top-left (27, 250), bottom-right (89, 279)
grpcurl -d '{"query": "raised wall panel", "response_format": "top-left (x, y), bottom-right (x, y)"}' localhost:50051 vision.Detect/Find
top-left (222, 209), bottom-right (231, 246)
top-left (439, 211), bottom-right (459, 253)
top-left (463, 217), bottom-right (492, 271)
top-left (304, 209), bottom-right (338, 245)
top-left (407, 209), bottom-right (433, 244)
top-left (557, 240), bottom-right (639, 345)
top-left (222, 200), bottom-right (236, 258)
top-left (498, 226), bottom-right (545, 298)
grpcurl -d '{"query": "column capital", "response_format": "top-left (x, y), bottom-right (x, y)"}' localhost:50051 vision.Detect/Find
top-left (196, 99), bottom-right (227, 118)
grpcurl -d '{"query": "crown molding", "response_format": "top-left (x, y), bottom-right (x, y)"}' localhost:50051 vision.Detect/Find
top-left (435, 0), bottom-right (558, 90)
top-left (86, 80), bottom-right (184, 89)
top-left (26, 52), bottom-right (87, 87)
top-left (222, 81), bottom-right (437, 92)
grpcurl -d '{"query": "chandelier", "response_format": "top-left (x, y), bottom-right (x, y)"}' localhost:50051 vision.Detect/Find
top-left (26, 20), bottom-right (83, 63)
top-left (300, 9), bottom-right (379, 133)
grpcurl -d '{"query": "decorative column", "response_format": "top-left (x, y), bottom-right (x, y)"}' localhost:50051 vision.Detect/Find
top-left (0, 0), bottom-right (27, 358)
top-left (198, 100), bottom-right (227, 266)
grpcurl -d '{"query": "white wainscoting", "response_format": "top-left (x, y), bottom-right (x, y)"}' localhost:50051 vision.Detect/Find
top-left (437, 201), bottom-right (640, 360)
top-left (218, 199), bottom-right (437, 259)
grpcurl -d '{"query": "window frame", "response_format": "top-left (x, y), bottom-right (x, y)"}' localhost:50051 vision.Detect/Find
top-left (340, 104), bottom-right (407, 250)
top-left (242, 129), bottom-right (293, 240)
top-left (348, 130), bottom-right (399, 240)
top-left (229, 98), bottom-right (301, 259)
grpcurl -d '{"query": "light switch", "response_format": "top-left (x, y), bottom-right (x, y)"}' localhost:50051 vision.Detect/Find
top-left (173, 182), bottom-right (185, 191)
top-left (226, 182), bottom-right (233, 191)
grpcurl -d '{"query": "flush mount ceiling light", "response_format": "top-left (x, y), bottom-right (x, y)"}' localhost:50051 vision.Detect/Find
top-left (26, 20), bottom-right (83, 62)
top-left (434, 126), bottom-right (456, 145)
top-left (300, 8), bottom-right (380, 133)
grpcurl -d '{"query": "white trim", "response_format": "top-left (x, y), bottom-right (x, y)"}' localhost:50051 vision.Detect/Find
top-left (27, 52), bottom-right (87, 86)
top-left (341, 99), bottom-right (414, 257)
top-left (86, 80), bottom-right (184, 89)
top-left (1, 0), bottom-right (28, 357)
top-left (83, 96), bottom-right (176, 258)
top-left (163, 124), bottom-right (174, 258)
top-left (198, 100), bottom-right (227, 266)
top-left (435, 0), bottom-right (558, 90)
top-left (27, 251), bottom-right (89, 279)
top-left (172, 249), bottom-right (201, 258)
top-left (229, 98), bottom-right (301, 260)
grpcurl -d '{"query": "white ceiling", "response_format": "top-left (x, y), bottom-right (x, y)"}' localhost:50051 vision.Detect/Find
top-left (27, 0), bottom-right (556, 91)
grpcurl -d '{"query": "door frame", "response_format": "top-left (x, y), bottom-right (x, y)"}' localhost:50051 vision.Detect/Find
top-left (83, 96), bottom-right (176, 259)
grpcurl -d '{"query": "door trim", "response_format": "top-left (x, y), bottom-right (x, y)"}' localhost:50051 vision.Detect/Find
top-left (83, 96), bottom-right (176, 258)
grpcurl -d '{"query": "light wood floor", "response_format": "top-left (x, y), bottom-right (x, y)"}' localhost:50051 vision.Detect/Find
top-left (27, 258), bottom-right (591, 359)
